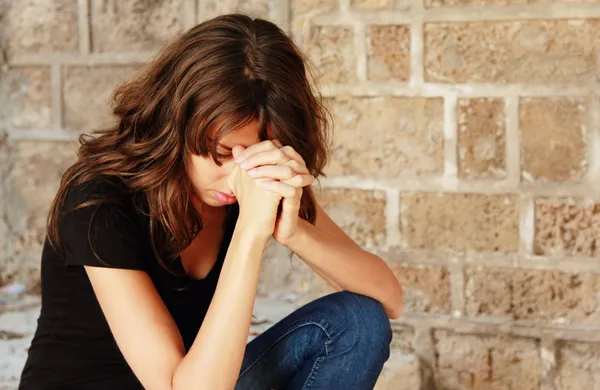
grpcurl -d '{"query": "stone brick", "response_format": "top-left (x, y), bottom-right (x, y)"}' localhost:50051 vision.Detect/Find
top-left (521, 98), bottom-right (586, 182)
top-left (400, 193), bottom-right (519, 252)
top-left (352, 0), bottom-right (393, 9)
top-left (316, 188), bottom-right (387, 248)
top-left (534, 198), bottom-right (600, 257)
top-left (434, 330), bottom-right (540, 390)
top-left (301, 26), bottom-right (355, 84)
top-left (557, 341), bottom-right (600, 390)
top-left (326, 97), bottom-right (444, 178)
top-left (292, 0), bottom-right (339, 14)
top-left (389, 263), bottom-right (451, 313)
top-left (375, 352), bottom-right (421, 390)
top-left (426, 0), bottom-right (599, 5)
top-left (91, 0), bottom-right (185, 52)
top-left (367, 25), bottom-right (410, 81)
top-left (198, 0), bottom-right (271, 23)
top-left (457, 98), bottom-right (506, 179)
top-left (424, 20), bottom-right (600, 83)
top-left (0, 67), bottom-right (52, 129)
top-left (63, 66), bottom-right (140, 133)
top-left (4, 0), bottom-right (78, 53)
top-left (464, 267), bottom-right (600, 324)
top-left (391, 325), bottom-right (415, 354)
top-left (3, 141), bottom-right (76, 283)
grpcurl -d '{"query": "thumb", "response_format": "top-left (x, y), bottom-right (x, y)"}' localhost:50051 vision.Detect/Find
top-left (232, 145), bottom-right (245, 160)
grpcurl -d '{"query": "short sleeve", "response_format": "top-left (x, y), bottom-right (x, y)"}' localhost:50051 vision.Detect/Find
top-left (60, 193), bottom-right (147, 271)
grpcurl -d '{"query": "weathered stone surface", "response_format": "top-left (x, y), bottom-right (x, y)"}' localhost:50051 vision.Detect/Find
top-left (424, 20), bottom-right (600, 83)
top-left (3, 141), bottom-right (76, 284)
top-left (367, 25), bottom-right (410, 81)
top-left (465, 267), bottom-right (600, 324)
top-left (457, 98), bottom-right (506, 179)
top-left (400, 193), bottom-right (519, 252)
top-left (391, 325), bottom-right (415, 354)
top-left (301, 26), bottom-right (355, 84)
top-left (316, 188), bottom-right (387, 248)
top-left (434, 330), bottom-right (541, 390)
top-left (534, 198), bottom-right (600, 257)
top-left (556, 341), bottom-right (600, 390)
top-left (292, 0), bottom-right (338, 14)
top-left (326, 97), bottom-right (444, 178)
top-left (352, 0), bottom-right (393, 9)
top-left (427, 0), bottom-right (599, 6)
top-left (374, 352), bottom-right (421, 390)
top-left (63, 66), bottom-right (140, 133)
top-left (4, 0), bottom-right (78, 53)
top-left (198, 0), bottom-right (271, 23)
top-left (0, 67), bottom-right (52, 130)
top-left (91, 0), bottom-right (185, 52)
top-left (389, 263), bottom-right (451, 313)
top-left (521, 98), bottom-right (586, 182)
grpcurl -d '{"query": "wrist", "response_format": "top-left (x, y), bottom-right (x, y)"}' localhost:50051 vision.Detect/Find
top-left (282, 219), bottom-right (310, 250)
top-left (234, 217), bottom-right (272, 244)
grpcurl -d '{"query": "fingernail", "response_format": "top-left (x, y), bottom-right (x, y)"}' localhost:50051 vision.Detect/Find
top-left (248, 169), bottom-right (257, 177)
top-left (235, 156), bottom-right (245, 164)
top-left (262, 181), bottom-right (272, 189)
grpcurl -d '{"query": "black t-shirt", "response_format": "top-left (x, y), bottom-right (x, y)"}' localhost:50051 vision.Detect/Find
top-left (19, 176), bottom-right (238, 390)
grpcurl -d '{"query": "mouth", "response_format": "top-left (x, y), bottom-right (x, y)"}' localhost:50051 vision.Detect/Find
top-left (212, 190), bottom-right (237, 206)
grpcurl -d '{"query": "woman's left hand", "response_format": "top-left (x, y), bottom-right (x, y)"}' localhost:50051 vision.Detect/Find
top-left (233, 140), bottom-right (314, 246)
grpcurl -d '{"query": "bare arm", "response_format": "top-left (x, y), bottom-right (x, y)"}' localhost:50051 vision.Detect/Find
top-left (86, 223), bottom-right (269, 390)
top-left (285, 204), bottom-right (404, 319)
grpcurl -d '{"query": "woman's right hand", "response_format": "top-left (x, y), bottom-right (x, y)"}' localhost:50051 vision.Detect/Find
top-left (228, 146), bottom-right (282, 240)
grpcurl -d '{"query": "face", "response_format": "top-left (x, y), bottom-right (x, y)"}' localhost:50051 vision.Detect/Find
top-left (187, 119), bottom-right (261, 208)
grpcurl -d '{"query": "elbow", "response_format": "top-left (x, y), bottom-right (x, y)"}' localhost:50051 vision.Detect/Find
top-left (386, 282), bottom-right (404, 320)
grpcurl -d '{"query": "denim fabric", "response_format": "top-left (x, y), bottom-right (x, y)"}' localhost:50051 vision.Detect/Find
top-left (235, 291), bottom-right (393, 390)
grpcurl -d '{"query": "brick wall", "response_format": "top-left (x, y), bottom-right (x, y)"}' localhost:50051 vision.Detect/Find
top-left (1, 0), bottom-right (600, 389)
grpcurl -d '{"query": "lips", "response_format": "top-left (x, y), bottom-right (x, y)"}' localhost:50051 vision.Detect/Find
top-left (213, 190), bottom-right (237, 206)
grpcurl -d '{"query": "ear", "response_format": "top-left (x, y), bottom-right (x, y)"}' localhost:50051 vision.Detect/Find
top-left (231, 145), bottom-right (245, 160)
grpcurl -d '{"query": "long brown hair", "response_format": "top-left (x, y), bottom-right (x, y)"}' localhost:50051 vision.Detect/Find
top-left (47, 13), bottom-right (330, 263)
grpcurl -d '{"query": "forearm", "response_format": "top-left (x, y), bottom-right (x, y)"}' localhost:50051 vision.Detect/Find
top-left (288, 219), bottom-right (403, 319)
top-left (173, 225), bottom-right (267, 390)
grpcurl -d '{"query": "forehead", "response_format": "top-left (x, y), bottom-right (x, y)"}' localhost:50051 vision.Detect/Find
top-left (206, 118), bottom-right (263, 148)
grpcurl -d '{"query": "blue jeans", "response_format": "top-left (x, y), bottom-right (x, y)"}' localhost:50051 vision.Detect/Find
top-left (235, 291), bottom-right (393, 390)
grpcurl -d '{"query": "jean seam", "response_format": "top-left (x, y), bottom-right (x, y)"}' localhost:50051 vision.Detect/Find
top-left (238, 321), bottom-right (332, 380)
top-left (299, 356), bottom-right (323, 390)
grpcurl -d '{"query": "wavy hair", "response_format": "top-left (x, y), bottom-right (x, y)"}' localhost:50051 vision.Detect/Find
top-left (47, 13), bottom-right (331, 264)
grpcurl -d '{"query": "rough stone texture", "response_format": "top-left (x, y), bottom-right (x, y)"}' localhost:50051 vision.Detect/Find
top-left (0, 67), bottom-right (52, 130)
top-left (63, 66), bottom-right (140, 133)
top-left (326, 97), bottom-right (444, 178)
top-left (91, 0), bottom-right (185, 52)
top-left (389, 263), bottom-right (452, 313)
top-left (534, 198), bottom-right (600, 257)
top-left (352, 0), bottom-right (393, 9)
top-left (521, 97), bottom-right (586, 182)
top-left (557, 341), bottom-right (600, 390)
top-left (315, 188), bottom-right (387, 248)
top-left (434, 330), bottom-right (541, 390)
top-left (424, 20), bottom-right (600, 84)
top-left (367, 25), bottom-right (410, 81)
top-left (301, 26), bottom-right (355, 84)
top-left (3, 141), bottom-right (76, 284)
top-left (426, 0), bottom-right (599, 6)
top-left (400, 193), bottom-right (519, 252)
top-left (464, 267), bottom-right (600, 324)
top-left (391, 325), bottom-right (415, 354)
top-left (292, 0), bottom-right (339, 14)
top-left (457, 98), bottom-right (506, 180)
top-left (374, 352), bottom-right (422, 390)
top-left (198, 0), bottom-right (271, 23)
top-left (4, 0), bottom-right (78, 54)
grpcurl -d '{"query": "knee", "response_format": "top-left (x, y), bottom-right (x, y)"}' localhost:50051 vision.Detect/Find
top-left (331, 291), bottom-right (392, 358)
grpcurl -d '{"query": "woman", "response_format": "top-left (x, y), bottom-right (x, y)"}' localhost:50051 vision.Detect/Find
top-left (19, 14), bottom-right (403, 390)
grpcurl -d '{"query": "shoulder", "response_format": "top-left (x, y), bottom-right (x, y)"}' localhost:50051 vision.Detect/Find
top-left (59, 175), bottom-right (148, 270)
